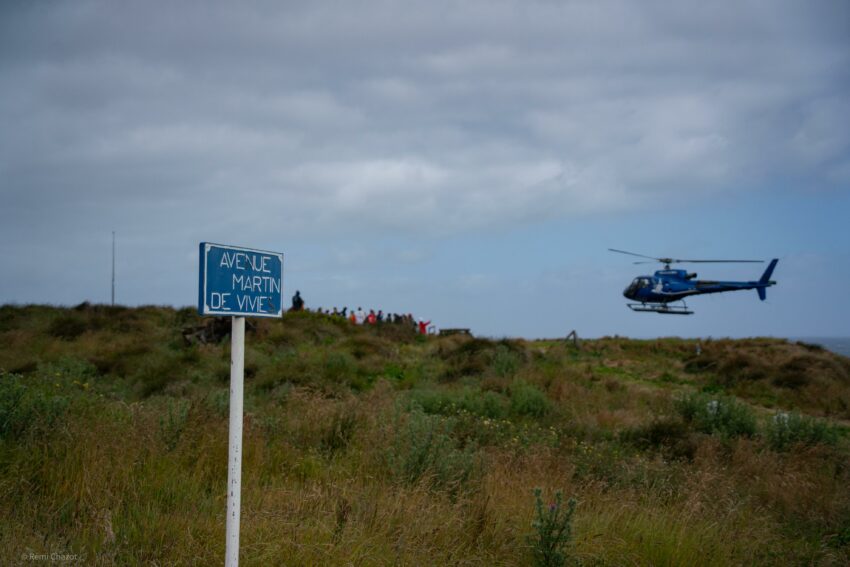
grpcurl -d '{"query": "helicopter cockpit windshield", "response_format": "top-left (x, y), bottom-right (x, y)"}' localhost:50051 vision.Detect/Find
top-left (624, 277), bottom-right (651, 299)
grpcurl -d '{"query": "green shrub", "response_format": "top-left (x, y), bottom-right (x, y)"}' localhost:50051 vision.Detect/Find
top-left (493, 345), bottom-right (521, 377)
top-left (256, 412), bottom-right (283, 443)
top-left (254, 353), bottom-right (310, 390)
top-left (38, 358), bottom-right (99, 382)
top-left (511, 381), bottom-right (551, 418)
top-left (376, 322), bottom-right (417, 342)
top-left (410, 387), bottom-right (507, 419)
top-left (320, 406), bottom-right (359, 456)
top-left (476, 390), bottom-right (508, 418)
top-left (318, 351), bottom-right (379, 391)
top-left (717, 353), bottom-right (768, 383)
top-left (159, 399), bottom-right (191, 451)
top-left (675, 392), bottom-right (756, 438)
top-left (204, 388), bottom-right (230, 418)
top-left (383, 363), bottom-right (405, 381)
top-left (772, 357), bottom-right (815, 389)
top-left (441, 338), bottom-right (526, 382)
top-left (134, 354), bottom-right (183, 397)
top-left (0, 305), bottom-right (23, 332)
top-left (47, 314), bottom-right (89, 340)
top-left (0, 372), bottom-right (70, 441)
top-left (409, 388), bottom-right (453, 415)
top-left (765, 411), bottom-right (841, 451)
top-left (387, 409), bottom-right (478, 491)
top-left (658, 371), bottom-right (681, 384)
top-left (323, 352), bottom-right (356, 382)
top-left (528, 488), bottom-right (577, 567)
top-left (621, 417), bottom-right (696, 459)
top-left (344, 335), bottom-right (390, 359)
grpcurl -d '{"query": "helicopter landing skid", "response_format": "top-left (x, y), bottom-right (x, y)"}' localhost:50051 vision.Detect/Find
top-left (627, 302), bottom-right (693, 315)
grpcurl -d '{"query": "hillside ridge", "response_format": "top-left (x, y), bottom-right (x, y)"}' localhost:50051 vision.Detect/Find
top-left (1, 304), bottom-right (849, 565)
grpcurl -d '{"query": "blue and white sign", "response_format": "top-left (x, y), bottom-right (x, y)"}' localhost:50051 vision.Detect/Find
top-left (198, 242), bottom-right (284, 318)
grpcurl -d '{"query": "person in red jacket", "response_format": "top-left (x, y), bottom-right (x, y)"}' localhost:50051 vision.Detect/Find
top-left (367, 310), bottom-right (377, 325)
top-left (418, 318), bottom-right (431, 335)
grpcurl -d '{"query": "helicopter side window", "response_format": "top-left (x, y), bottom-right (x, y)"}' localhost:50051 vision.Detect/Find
top-left (638, 278), bottom-right (651, 289)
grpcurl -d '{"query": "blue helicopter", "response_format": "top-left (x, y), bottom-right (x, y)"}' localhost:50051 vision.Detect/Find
top-left (610, 248), bottom-right (778, 315)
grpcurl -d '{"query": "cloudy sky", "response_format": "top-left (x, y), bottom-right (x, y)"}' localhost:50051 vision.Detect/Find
top-left (1, 0), bottom-right (848, 338)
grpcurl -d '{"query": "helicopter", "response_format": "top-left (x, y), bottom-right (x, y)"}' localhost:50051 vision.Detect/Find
top-left (609, 249), bottom-right (778, 315)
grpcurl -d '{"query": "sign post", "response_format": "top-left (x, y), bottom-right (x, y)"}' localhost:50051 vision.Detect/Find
top-left (226, 315), bottom-right (244, 567)
top-left (198, 243), bottom-right (283, 567)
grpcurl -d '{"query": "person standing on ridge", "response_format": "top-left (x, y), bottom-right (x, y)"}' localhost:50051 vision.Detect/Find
top-left (418, 318), bottom-right (431, 335)
top-left (291, 290), bottom-right (304, 311)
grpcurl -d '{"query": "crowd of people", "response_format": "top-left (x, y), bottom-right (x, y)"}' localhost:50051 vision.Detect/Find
top-left (289, 291), bottom-right (432, 334)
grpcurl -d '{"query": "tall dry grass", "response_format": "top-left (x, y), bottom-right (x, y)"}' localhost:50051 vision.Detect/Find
top-left (0, 306), bottom-right (848, 565)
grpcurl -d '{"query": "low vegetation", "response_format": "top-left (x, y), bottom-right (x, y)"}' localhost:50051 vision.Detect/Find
top-left (1, 304), bottom-right (849, 565)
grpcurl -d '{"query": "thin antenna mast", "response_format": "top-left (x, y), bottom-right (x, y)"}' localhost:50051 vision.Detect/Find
top-left (111, 231), bottom-right (116, 306)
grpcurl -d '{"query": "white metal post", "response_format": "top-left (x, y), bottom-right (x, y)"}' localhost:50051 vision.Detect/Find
top-left (226, 316), bottom-right (245, 567)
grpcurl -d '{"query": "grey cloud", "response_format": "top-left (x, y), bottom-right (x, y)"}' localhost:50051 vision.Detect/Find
top-left (0, 0), bottom-right (848, 311)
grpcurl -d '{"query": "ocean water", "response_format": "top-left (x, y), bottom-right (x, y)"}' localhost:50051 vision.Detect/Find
top-left (792, 337), bottom-right (850, 358)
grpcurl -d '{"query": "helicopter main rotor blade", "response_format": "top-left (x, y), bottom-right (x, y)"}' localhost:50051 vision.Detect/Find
top-left (608, 248), bottom-right (659, 261)
top-left (610, 248), bottom-right (765, 265)
top-left (672, 259), bottom-right (764, 264)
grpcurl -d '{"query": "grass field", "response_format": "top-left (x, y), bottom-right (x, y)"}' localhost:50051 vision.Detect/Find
top-left (1, 304), bottom-right (849, 565)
